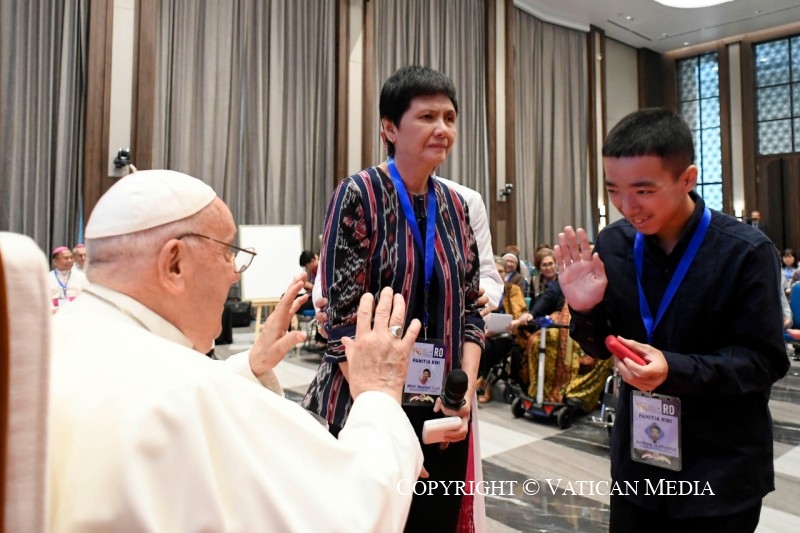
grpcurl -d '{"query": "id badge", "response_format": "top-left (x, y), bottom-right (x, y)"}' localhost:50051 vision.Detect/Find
top-left (630, 390), bottom-right (682, 471)
top-left (403, 340), bottom-right (446, 406)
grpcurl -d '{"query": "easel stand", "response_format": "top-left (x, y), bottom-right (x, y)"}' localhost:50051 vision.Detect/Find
top-left (251, 299), bottom-right (280, 340)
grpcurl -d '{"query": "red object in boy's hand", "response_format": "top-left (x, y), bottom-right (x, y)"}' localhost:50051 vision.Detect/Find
top-left (605, 335), bottom-right (647, 366)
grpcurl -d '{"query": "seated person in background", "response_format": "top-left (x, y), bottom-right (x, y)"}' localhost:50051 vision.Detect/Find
top-left (781, 248), bottom-right (798, 296)
top-left (782, 285), bottom-right (792, 330)
top-left (786, 326), bottom-right (800, 361)
top-left (517, 242), bottom-right (592, 325)
top-left (502, 251), bottom-right (526, 293)
top-left (48, 245), bottom-right (88, 311)
top-left (298, 249), bottom-right (326, 350)
top-left (510, 243), bottom-right (612, 412)
top-left (746, 209), bottom-right (766, 232)
top-left (299, 249), bottom-right (319, 296)
top-left (511, 282), bottom-right (613, 412)
top-left (791, 268), bottom-right (800, 288)
top-left (72, 243), bottom-right (87, 272)
top-left (49, 170), bottom-right (424, 531)
top-left (504, 244), bottom-right (531, 294)
top-left (783, 282), bottom-right (800, 361)
top-left (477, 258), bottom-right (529, 404)
top-left (530, 247), bottom-right (558, 304)
top-left (515, 279), bottom-right (566, 327)
top-left (528, 242), bottom-right (552, 278)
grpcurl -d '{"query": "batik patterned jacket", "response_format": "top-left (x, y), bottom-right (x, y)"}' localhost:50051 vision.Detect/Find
top-left (303, 166), bottom-right (485, 428)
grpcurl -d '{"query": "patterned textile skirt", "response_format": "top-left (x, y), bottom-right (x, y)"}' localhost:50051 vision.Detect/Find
top-left (524, 304), bottom-right (613, 411)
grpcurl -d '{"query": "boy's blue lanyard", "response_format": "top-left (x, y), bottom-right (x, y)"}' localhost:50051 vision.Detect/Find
top-left (634, 207), bottom-right (711, 345)
top-left (388, 156), bottom-right (437, 339)
top-left (54, 270), bottom-right (70, 299)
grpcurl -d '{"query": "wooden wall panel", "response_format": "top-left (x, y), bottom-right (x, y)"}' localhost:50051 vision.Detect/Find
top-left (333, 0), bottom-right (348, 185)
top-left (83, 0), bottom-right (114, 220)
top-left (361, 0), bottom-right (375, 169)
top-left (485, 0), bottom-right (498, 250)
top-left (757, 154), bottom-right (800, 250)
top-left (503, 0), bottom-right (516, 246)
top-left (716, 43), bottom-right (734, 213)
top-left (588, 27), bottom-right (604, 234)
top-left (637, 47), bottom-right (669, 109)
top-left (132, 0), bottom-right (157, 175)
top-left (740, 39), bottom-right (758, 214)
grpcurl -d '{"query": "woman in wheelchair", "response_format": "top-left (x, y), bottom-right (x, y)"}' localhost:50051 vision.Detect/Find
top-left (478, 259), bottom-right (531, 403)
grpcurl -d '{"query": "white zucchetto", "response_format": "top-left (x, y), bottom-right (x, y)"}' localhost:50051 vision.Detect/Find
top-left (85, 170), bottom-right (217, 238)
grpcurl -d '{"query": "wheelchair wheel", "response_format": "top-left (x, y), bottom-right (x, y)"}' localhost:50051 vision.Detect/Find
top-left (556, 406), bottom-right (571, 430)
top-left (604, 409), bottom-right (615, 437)
top-left (502, 383), bottom-right (516, 404)
top-left (511, 397), bottom-right (526, 418)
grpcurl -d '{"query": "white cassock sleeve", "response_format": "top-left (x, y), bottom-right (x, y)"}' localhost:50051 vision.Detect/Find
top-left (219, 356), bottom-right (421, 529)
top-left (50, 362), bottom-right (422, 532)
top-left (48, 302), bottom-right (423, 533)
top-left (156, 385), bottom-right (423, 532)
top-left (225, 349), bottom-right (284, 395)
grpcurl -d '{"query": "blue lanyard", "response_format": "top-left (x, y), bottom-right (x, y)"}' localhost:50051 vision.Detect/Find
top-left (388, 157), bottom-right (437, 332)
top-left (54, 270), bottom-right (70, 299)
top-left (634, 207), bottom-right (711, 344)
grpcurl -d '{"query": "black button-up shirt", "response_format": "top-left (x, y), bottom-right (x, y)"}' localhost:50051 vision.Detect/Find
top-left (570, 191), bottom-right (790, 517)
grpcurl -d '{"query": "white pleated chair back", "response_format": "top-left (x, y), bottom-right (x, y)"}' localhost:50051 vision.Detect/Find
top-left (0, 232), bottom-right (51, 532)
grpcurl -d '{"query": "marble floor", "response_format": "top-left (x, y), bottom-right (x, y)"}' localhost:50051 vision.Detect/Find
top-left (216, 326), bottom-right (800, 533)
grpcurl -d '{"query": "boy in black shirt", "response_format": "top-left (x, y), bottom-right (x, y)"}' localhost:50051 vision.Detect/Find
top-left (555, 108), bottom-right (789, 532)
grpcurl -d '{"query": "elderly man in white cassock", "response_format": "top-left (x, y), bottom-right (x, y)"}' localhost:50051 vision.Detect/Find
top-left (48, 170), bottom-right (424, 532)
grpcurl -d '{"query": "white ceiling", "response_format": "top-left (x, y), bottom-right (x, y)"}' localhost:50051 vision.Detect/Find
top-left (515, 0), bottom-right (800, 53)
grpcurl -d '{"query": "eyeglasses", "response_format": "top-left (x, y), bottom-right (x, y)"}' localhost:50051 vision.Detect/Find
top-left (176, 233), bottom-right (257, 273)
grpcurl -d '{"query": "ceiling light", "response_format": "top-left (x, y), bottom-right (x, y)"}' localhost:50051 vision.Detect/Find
top-left (654, 0), bottom-right (734, 8)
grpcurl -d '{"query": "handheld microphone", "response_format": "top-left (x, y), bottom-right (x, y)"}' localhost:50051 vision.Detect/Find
top-left (440, 369), bottom-right (468, 410)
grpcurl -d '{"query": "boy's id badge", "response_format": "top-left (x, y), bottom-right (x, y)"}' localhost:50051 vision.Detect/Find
top-left (630, 390), bottom-right (682, 471)
top-left (403, 340), bottom-right (446, 406)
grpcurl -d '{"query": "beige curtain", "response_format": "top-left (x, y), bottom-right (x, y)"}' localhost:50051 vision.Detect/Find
top-left (513, 9), bottom-right (590, 255)
top-left (0, 0), bottom-right (88, 254)
top-left (148, 0), bottom-right (336, 248)
top-left (370, 0), bottom-right (490, 200)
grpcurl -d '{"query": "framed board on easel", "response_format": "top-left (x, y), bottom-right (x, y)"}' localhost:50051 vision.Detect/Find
top-left (238, 225), bottom-right (304, 338)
